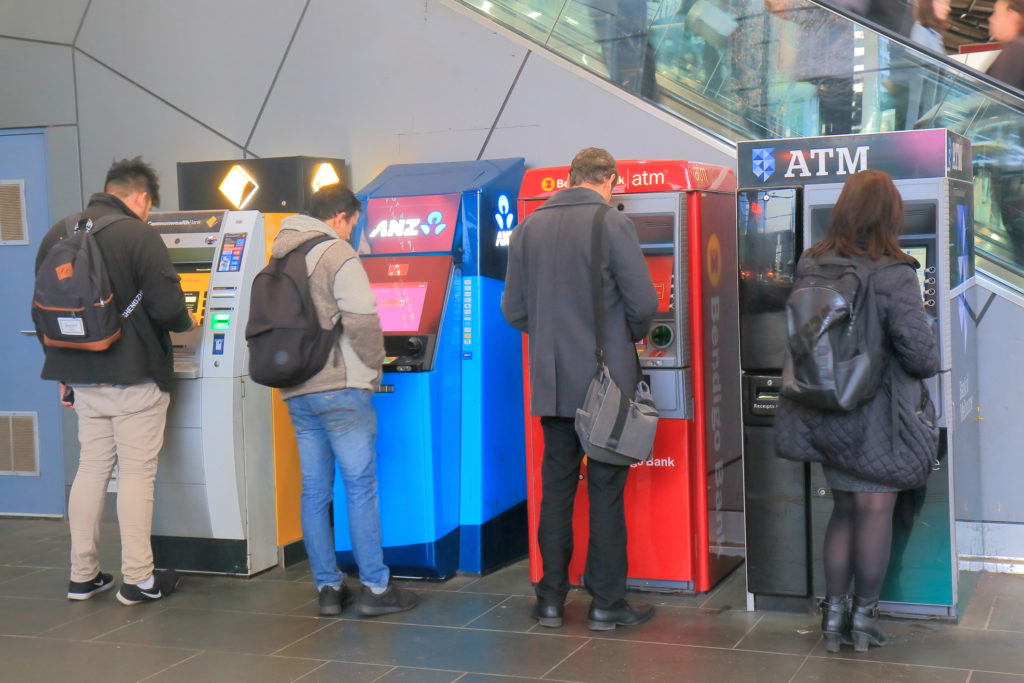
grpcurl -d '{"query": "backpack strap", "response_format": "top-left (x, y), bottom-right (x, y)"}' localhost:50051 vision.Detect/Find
top-left (61, 212), bottom-right (143, 319)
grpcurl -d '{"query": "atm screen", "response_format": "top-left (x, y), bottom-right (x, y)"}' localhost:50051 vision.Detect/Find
top-left (372, 283), bottom-right (428, 332)
top-left (645, 254), bottom-right (674, 312)
top-left (902, 245), bottom-right (928, 296)
top-left (630, 214), bottom-right (674, 248)
top-left (216, 233), bottom-right (247, 272)
top-left (361, 254), bottom-right (452, 336)
top-left (168, 247), bottom-right (215, 268)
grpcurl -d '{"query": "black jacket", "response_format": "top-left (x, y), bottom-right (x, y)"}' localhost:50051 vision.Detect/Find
top-left (35, 193), bottom-right (192, 392)
top-left (502, 187), bottom-right (658, 417)
top-left (774, 252), bottom-right (939, 486)
top-left (988, 35), bottom-right (1024, 93)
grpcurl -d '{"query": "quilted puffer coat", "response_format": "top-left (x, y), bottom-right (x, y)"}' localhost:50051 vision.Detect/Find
top-left (774, 252), bottom-right (940, 488)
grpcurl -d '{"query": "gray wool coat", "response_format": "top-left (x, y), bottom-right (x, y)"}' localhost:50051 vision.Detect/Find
top-left (502, 187), bottom-right (658, 418)
top-left (774, 252), bottom-right (940, 487)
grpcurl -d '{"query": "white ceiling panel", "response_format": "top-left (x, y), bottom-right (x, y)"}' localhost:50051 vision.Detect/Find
top-left (76, 0), bottom-right (307, 146)
top-left (0, 0), bottom-right (89, 43)
top-left (0, 39), bottom-right (75, 127)
top-left (249, 0), bottom-right (527, 185)
top-left (75, 55), bottom-right (244, 210)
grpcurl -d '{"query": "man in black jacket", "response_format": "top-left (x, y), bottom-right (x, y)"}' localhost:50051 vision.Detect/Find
top-left (35, 157), bottom-right (194, 605)
top-left (502, 147), bottom-right (658, 631)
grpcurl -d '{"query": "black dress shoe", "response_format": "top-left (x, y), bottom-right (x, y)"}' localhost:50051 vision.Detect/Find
top-left (587, 601), bottom-right (654, 631)
top-left (531, 601), bottom-right (564, 628)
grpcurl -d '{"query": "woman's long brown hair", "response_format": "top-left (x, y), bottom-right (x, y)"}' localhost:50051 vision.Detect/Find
top-left (804, 169), bottom-right (916, 264)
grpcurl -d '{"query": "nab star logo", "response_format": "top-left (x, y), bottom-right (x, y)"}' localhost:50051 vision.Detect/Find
top-left (751, 148), bottom-right (775, 182)
top-left (494, 194), bottom-right (516, 247)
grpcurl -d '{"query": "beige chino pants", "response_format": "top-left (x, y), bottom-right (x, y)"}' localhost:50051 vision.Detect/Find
top-left (68, 383), bottom-right (169, 584)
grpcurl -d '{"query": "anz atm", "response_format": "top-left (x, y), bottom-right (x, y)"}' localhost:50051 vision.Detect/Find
top-left (518, 160), bottom-right (745, 593)
top-left (146, 209), bottom-right (275, 575)
top-left (340, 158), bottom-right (528, 578)
top-left (737, 129), bottom-right (978, 618)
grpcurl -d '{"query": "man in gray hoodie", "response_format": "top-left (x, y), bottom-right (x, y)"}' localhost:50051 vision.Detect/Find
top-left (273, 183), bottom-right (418, 618)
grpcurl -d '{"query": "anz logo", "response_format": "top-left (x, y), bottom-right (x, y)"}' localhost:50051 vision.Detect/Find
top-left (369, 210), bottom-right (447, 239)
top-left (494, 193), bottom-right (516, 248)
top-left (751, 148), bottom-right (775, 182)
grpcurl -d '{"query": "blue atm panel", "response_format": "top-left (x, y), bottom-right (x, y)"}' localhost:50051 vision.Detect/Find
top-left (334, 159), bottom-right (527, 577)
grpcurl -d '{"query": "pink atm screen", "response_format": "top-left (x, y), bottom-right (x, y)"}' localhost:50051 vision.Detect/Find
top-left (361, 254), bottom-right (451, 335)
top-left (372, 283), bottom-right (428, 332)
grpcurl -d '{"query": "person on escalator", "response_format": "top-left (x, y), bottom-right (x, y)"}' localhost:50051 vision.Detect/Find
top-left (987, 0), bottom-right (1024, 91)
top-left (585, 0), bottom-right (657, 98)
top-left (910, 0), bottom-right (951, 54)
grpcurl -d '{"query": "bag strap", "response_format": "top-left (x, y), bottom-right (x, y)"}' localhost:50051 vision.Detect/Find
top-left (59, 212), bottom-right (143, 319)
top-left (588, 205), bottom-right (611, 369)
top-left (288, 234), bottom-right (342, 333)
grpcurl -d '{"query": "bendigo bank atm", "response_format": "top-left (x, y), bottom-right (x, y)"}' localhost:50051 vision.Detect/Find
top-left (518, 160), bottom-right (745, 592)
top-left (737, 130), bottom-right (978, 618)
top-left (147, 210), bottom-right (276, 575)
top-left (342, 158), bottom-right (528, 577)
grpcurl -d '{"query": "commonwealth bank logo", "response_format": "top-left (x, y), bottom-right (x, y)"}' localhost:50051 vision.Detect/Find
top-left (751, 148), bottom-right (775, 182)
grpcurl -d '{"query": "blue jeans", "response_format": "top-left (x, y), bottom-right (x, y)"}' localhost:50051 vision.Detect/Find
top-left (286, 388), bottom-right (389, 590)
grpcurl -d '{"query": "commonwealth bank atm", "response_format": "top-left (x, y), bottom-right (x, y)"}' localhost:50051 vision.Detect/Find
top-left (341, 158), bottom-right (528, 578)
top-left (148, 210), bottom-right (275, 575)
top-left (737, 129), bottom-right (977, 618)
top-left (518, 160), bottom-right (745, 592)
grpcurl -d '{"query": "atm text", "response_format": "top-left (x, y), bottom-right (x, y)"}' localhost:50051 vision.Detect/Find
top-left (784, 146), bottom-right (869, 178)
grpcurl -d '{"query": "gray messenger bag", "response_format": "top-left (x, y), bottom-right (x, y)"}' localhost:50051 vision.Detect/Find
top-left (574, 205), bottom-right (659, 466)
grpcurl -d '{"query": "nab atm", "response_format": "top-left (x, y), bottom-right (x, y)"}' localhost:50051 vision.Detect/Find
top-left (341, 158), bottom-right (528, 577)
top-left (147, 210), bottom-right (275, 575)
top-left (518, 160), bottom-right (745, 592)
top-left (737, 129), bottom-right (977, 618)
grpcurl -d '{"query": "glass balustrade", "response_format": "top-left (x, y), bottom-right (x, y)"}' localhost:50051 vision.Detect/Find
top-left (456, 0), bottom-right (1024, 289)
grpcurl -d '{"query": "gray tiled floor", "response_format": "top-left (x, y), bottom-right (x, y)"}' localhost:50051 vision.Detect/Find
top-left (2, 518), bottom-right (1024, 682)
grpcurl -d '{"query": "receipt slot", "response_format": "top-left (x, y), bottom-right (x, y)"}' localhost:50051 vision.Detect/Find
top-left (737, 130), bottom-right (976, 618)
top-left (341, 158), bottom-right (528, 578)
top-left (148, 210), bottom-right (275, 575)
top-left (518, 160), bottom-right (745, 592)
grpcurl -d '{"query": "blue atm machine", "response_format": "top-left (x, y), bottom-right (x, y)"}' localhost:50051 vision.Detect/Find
top-left (334, 158), bottom-right (527, 578)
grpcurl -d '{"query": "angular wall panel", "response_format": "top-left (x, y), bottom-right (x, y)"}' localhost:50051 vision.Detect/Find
top-left (75, 55), bottom-right (245, 209)
top-left (0, 39), bottom-right (75, 128)
top-left (0, 0), bottom-right (89, 44)
top-left (76, 0), bottom-right (307, 146)
top-left (249, 0), bottom-right (528, 188)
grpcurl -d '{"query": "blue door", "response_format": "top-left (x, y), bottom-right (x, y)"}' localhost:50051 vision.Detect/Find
top-left (0, 129), bottom-right (64, 516)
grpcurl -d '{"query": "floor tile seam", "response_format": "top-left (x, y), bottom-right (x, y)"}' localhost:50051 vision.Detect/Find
top-left (984, 599), bottom-right (996, 630)
top-left (0, 631), bottom-right (202, 654)
top-left (461, 594), bottom-right (518, 628)
top-left (266, 616), bottom-right (339, 656)
top-left (134, 650), bottom-right (204, 682)
top-left (803, 652), bottom-right (979, 673)
top-left (299, 616), bottom-right (594, 640)
top-left (0, 567), bottom-right (48, 585)
top-left (366, 665), bottom-right (401, 683)
top-left (289, 659), bottom-right (337, 682)
top-left (730, 610), bottom-right (765, 649)
top-left (540, 636), bottom-right (592, 679)
top-left (580, 635), bottom-right (813, 659)
top-left (36, 604), bottom-right (125, 638)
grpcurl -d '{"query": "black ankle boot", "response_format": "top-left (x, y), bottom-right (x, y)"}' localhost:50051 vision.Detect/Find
top-left (819, 594), bottom-right (849, 653)
top-left (850, 596), bottom-right (889, 652)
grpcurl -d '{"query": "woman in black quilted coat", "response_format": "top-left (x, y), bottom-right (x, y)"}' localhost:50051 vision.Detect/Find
top-left (774, 170), bottom-right (939, 653)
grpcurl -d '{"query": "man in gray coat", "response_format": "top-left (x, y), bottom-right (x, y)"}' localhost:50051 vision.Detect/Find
top-left (502, 147), bottom-right (658, 631)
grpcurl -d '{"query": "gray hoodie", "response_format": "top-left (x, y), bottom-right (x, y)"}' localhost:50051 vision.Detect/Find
top-left (271, 213), bottom-right (384, 399)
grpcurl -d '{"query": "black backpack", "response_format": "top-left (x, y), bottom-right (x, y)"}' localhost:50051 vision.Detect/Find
top-left (245, 235), bottom-right (342, 388)
top-left (32, 214), bottom-right (142, 351)
top-left (781, 256), bottom-right (904, 412)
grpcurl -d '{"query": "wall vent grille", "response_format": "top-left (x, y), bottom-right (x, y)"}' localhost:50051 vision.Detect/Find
top-left (0, 181), bottom-right (29, 244)
top-left (0, 413), bottom-right (39, 476)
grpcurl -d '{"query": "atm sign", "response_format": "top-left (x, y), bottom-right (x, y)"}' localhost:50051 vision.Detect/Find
top-left (365, 193), bottom-right (461, 254)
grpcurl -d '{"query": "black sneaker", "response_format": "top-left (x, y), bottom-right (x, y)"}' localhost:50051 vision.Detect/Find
top-left (117, 569), bottom-right (181, 606)
top-left (357, 582), bottom-right (419, 616)
top-left (317, 584), bottom-right (353, 616)
top-left (67, 572), bottom-right (114, 601)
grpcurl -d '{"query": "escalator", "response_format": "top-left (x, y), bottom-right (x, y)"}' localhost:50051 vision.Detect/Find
top-left (454, 0), bottom-right (1024, 290)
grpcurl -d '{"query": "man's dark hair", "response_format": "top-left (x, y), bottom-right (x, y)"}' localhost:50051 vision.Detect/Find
top-left (104, 156), bottom-right (160, 207)
top-left (308, 183), bottom-right (362, 220)
top-left (568, 147), bottom-right (618, 186)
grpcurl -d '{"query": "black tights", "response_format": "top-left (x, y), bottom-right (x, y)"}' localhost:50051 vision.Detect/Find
top-left (823, 490), bottom-right (899, 598)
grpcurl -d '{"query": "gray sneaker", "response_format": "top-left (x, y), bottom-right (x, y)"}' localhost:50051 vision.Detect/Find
top-left (357, 582), bottom-right (418, 616)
